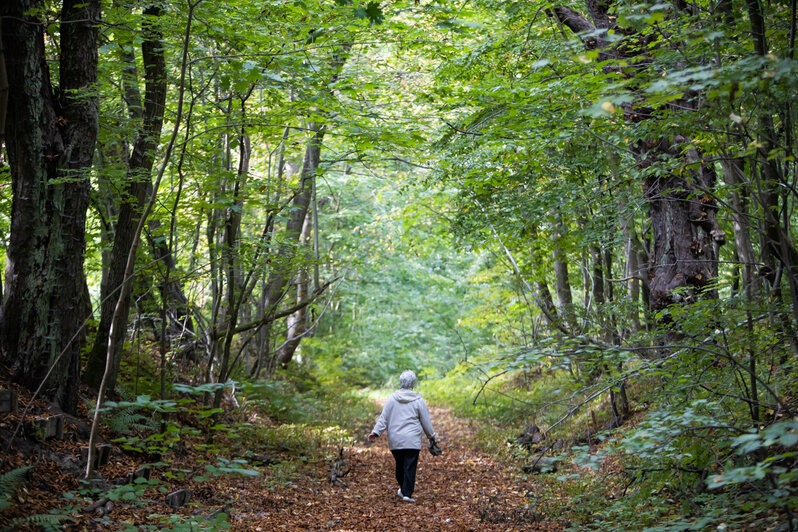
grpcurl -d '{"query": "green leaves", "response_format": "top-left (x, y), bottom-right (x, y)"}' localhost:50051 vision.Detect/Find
top-left (354, 1), bottom-right (384, 25)
top-left (0, 467), bottom-right (32, 512)
top-left (731, 420), bottom-right (798, 456)
top-left (205, 457), bottom-right (261, 477)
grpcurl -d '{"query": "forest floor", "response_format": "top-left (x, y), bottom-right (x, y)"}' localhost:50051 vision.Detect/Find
top-left (223, 405), bottom-right (562, 531)
top-left (0, 382), bottom-right (564, 531)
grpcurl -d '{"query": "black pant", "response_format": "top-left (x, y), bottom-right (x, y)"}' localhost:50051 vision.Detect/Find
top-left (391, 449), bottom-right (420, 497)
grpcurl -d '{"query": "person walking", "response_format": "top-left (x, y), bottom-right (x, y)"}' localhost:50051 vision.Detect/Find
top-left (368, 370), bottom-right (438, 502)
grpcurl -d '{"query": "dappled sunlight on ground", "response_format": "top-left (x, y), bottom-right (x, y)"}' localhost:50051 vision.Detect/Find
top-left (230, 403), bottom-right (562, 531)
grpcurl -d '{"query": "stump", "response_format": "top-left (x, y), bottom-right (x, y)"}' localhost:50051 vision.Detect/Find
top-left (128, 466), bottom-right (151, 484)
top-left (167, 489), bottom-right (192, 509)
top-left (516, 422), bottom-right (543, 446)
top-left (0, 390), bottom-right (18, 413)
top-left (29, 415), bottom-right (65, 441)
top-left (81, 443), bottom-right (113, 469)
top-left (329, 448), bottom-right (350, 487)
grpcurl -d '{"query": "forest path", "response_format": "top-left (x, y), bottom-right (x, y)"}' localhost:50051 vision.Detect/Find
top-left (232, 404), bottom-right (562, 531)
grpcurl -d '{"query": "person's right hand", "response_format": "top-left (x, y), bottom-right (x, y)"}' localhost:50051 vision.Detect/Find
top-left (367, 433), bottom-right (378, 442)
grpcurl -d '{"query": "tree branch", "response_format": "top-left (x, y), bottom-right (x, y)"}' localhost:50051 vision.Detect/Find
top-left (216, 277), bottom-right (337, 340)
top-left (551, 6), bottom-right (596, 35)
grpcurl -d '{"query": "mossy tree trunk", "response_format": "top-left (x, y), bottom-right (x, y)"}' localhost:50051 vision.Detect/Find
top-left (0, 0), bottom-right (100, 414)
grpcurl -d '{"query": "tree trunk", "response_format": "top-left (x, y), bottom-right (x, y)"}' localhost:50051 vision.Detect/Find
top-left (145, 219), bottom-right (195, 341)
top-left (212, 130), bottom-right (250, 409)
top-left (742, 0), bottom-right (798, 326)
top-left (640, 137), bottom-right (723, 311)
top-left (0, 0), bottom-right (100, 414)
top-left (591, 245), bottom-right (605, 309)
top-left (275, 209), bottom-right (314, 366)
top-left (720, 157), bottom-right (757, 294)
top-left (620, 213), bottom-right (643, 332)
top-left (264, 124), bottom-right (325, 370)
top-left (84, 6), bottom-right (167, 392)
top-left (250, 128), bottom-right (289, 378)
top-left (552, 217), bottom-right (576, 332)
top-left (552, 3), bottom-right (726, 317)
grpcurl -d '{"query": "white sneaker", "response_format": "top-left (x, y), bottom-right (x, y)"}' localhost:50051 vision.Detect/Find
top-left (397, 488), bottom-right (402, 498)
top-left (402, 495), bottom-right (416, 503)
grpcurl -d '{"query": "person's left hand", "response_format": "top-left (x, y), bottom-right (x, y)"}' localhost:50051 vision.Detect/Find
top-left (367, 433), bottom-right (378, 442)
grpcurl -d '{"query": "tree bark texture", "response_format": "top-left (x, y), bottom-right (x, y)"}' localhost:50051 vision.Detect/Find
top-left (640, 137), bottom-right (723, 311)
top-left (552, 2), bottom-right (725, 314)
top-left (145, 219), bottom-right (195, 342)
top-left (552, 217), bottom-right (576, 331)
top-left (742, 0), bottom-right (798, 324)
top-left (0, 0), bottom-right (100, 413)
top-left (528, 233), bottom-right (558, 326)
top-left (84, 6), bottom-right (166, 391)
top-left (212, 132), bottom-right (250, 409)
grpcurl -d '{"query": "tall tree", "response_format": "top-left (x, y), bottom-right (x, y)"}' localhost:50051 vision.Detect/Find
top-left (0, 0), bottom-right (100, 413)
top-left (84, 4), bottom-right (167, 392)
top-left (550, 2), bottom-right (726, 314)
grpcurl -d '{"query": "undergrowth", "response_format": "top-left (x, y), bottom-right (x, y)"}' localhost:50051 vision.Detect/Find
top-left (418, 339), bottom-right (797, 532)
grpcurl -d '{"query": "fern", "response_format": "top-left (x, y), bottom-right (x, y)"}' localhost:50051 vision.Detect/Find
top-left (2, 512), bottom-right (68, 532)
top-left (105, 406), bottom-right (157, 435)
top-left (0, 466), bottom-right (31, 512)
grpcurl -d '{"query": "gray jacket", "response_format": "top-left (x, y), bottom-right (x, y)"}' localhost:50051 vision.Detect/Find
top-left (372, 390), bottom-right (436, 450)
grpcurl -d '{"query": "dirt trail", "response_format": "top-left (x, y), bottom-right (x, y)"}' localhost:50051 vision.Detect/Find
top-left (232, 405), bottom-right (562, 531)
top-left (1, 387), bottom-right (562, 530)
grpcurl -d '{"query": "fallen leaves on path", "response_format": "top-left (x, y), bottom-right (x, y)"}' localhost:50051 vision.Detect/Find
top-left (1, 392), bottom-right (564, 531)
top-left (226, 405), bottom-right (562, 531)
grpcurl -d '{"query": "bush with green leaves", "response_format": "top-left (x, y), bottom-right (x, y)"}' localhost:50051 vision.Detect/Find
top-left (193, 457), bottom-right (261, 482)
top-left (101, 383), bottom-right (232, 454)
top-left (237, 422), bottom-right (350, 458)
top-left (127, 510), bottom-right (231, 532)
top-left (557, 403), bottom-right (798, 530)
top-left (240, 371), bottom-right (373, 430)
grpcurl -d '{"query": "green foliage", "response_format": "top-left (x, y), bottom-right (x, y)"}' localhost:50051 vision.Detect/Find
top-left (241, 371), bottom-right (373, 428)
top-left (104, 405), bottom-right (160, 436)
top-left (0, 466), bottom-right (30, 512)
top-left (262, 460), bottom-right (302, 492)
top-left (200, 457), bottom-right (261, 479)
top-left (0, 468), bottom-right (69, 532)
top-left (312, 169), bottom-right (491, 386)
top-left (238, 422), bottom-right (350, 458)
top-left (130, 510), bottom-right (231, 531)
top-left (7, 0), bottom-right (795, 527)
top-left (101, 386), bottom-right (231, 453)
top-left (0, 513), bottom-right (69, 532)
top-left (100, 477), bottom-right (161, 505)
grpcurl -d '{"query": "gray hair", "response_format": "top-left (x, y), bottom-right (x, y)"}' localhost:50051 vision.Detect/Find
top-left (399, 370), bottom-right (417, 389)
